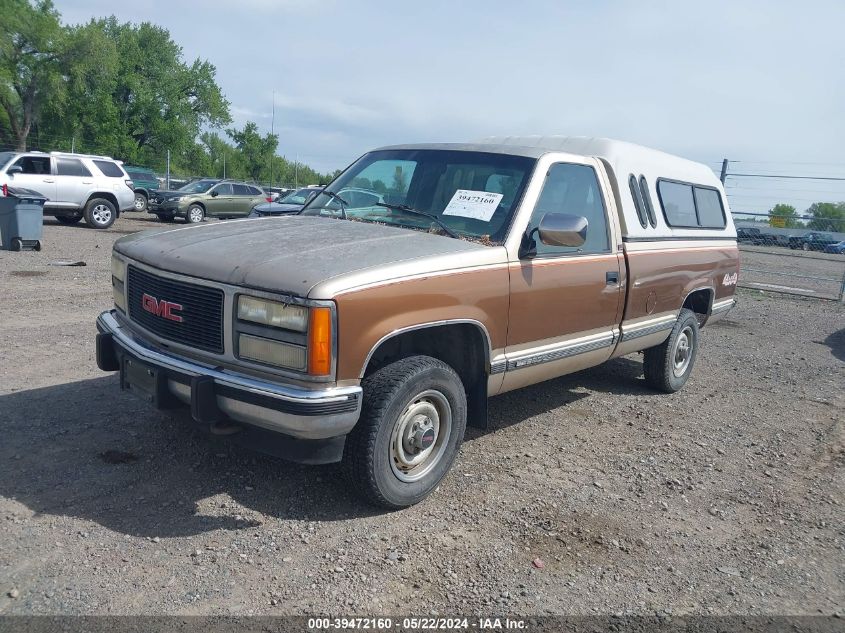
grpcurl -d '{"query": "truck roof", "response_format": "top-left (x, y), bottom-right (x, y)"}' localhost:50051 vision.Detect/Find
top-left (376, 137), bottom-right (732, 240)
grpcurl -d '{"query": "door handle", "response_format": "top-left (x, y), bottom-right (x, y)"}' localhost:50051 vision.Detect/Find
top-left (43, 178), bottom-right (55, 183)
top-left (606, 271), bottom-right (619, 285)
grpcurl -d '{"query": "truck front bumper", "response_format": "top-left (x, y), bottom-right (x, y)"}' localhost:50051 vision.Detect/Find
top-left (95, 310), bottom-right (362, 464)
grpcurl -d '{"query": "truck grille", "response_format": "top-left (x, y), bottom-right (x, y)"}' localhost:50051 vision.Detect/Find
top-left (126, 265), bottom-right (225, 354)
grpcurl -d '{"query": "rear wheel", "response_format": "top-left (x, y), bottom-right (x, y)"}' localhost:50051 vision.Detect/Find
top-left (83, 198), bottom-right (116, 229)
top-left (643, 308), bottom-right (700, 393)
top-left (55, 214), bottom-right (82, 225)
top-left (133, 192), bottom-right (147, 212)
top-left (185, 204), bottom-right (204, 224)
top-left (344, 356), bottom-right (467, 509)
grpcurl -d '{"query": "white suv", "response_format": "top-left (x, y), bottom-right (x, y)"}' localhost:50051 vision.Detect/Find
top-left (0, 151), bottom-right (136, 229)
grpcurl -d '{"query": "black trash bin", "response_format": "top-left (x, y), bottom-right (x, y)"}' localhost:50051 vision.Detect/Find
top-left (0, 186), bottom-right (47, 251)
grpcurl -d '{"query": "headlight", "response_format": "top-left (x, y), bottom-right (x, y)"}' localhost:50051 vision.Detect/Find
top-left (111, 255), bottom-right (126, 282)
top-left (237, 295), bottom-right (308, 332)
top-left (238, 334), bottom-right (306, 371)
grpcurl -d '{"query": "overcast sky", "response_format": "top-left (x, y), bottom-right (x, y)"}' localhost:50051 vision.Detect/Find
top-left (54, 0), bottom-right (845, 215)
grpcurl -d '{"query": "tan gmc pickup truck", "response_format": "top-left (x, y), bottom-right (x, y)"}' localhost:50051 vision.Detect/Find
top-left (96, 137), bottom-right (739, 508)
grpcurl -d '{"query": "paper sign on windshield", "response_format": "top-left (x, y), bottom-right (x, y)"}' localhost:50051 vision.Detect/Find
top-left (442, 190), bottom-right (503, 222)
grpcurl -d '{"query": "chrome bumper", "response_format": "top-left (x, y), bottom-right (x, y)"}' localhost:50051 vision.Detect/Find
top-left (96, 310), bottom-right (362, 440)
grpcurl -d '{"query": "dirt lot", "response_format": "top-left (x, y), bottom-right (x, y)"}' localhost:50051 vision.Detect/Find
top-left (0, 214), bottom-right (843, 616)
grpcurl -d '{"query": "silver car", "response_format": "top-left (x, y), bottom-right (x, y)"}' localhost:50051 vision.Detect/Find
top-left (0, 151), bottom-right (136, 229)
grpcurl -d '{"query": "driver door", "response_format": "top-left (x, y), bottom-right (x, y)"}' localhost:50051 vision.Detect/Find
top-left (502, 160), bottom-right (624, 392)
top-left (6, 155), bottom-right (56, 204)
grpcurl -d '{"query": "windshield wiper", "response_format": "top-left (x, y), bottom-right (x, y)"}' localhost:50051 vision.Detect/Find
top-left (321, 190), bottom-right (349, 219)
top-left (375, 202), bottom-right (458, 238)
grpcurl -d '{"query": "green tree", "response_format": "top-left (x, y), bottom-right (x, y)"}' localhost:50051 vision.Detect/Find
top-left (768, 203), bottom-right (801, 229)
top-left (39, 16), bottom-right (230, 167)
top-left (0, 0), bottom-right (66, 150)
top-left (806, 202), bottom-right (845, 232)
top-left (390, 165), bottom-right (408, 194)
top-left (227, 121), bottom-right (277, 182)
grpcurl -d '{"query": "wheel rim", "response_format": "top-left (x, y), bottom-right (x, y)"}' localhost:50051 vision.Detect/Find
top-left (91, 204), bottom-right (112, 225)
top-left (389, 389), bottom-right (452, 483)
top-left (672, 326), bottom-right (694, 377)
top-left (134, 195), bottom-right (145, 210)
top-left (189, 208), bottom-right (203, 222)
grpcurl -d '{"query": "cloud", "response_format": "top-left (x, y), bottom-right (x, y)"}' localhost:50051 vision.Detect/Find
top-left (54, 0), bottom-right (845, 205)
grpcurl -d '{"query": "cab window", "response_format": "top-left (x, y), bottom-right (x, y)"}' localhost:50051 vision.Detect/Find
top-left (526, 163), bottom-right (609, 256)
top-left (11, 155), bottom-right (51, 175)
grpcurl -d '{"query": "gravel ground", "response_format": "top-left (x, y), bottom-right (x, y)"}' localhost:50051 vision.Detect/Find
top-left (0, 214), bottom-right (843, 616)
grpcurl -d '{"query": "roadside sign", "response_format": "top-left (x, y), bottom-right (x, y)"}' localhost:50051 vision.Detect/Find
top-left (770, 216), bottom-right (786, 228)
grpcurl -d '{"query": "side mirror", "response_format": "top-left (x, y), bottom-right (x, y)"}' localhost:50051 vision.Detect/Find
top-left (537, 213), bottom-right (588, 247)
top-left (210, 190), bottom-right (219, 197)
top-left (7, 165), bottom-right (22, 176)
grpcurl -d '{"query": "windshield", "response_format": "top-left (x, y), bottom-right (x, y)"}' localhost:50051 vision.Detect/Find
top-left (178, 179), bottom-right (217, 193)
top-left (0, 152), bottom-right (15, 170)
top-left (300, 149), bottom-right (535, 242)
top-left (281, 188), bottom-right (318, 204)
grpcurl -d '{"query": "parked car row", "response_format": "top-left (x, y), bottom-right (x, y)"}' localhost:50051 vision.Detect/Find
top-left (736, 227), bottom-right (843, 254)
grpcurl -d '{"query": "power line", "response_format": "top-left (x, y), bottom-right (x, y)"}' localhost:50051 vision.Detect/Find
top-left (727, 173), bottom-right (845, 181)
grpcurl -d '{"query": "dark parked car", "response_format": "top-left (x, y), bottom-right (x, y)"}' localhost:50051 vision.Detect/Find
top-left (248, 186), bottom-right (323, 217)
top-left (124, 166), bottom-right (160, 212)
top-left (788, 232), bottom-right (840, 251)
top-left (736, 227), bottom-right (766, 245)
top-left (759, 231), bottom-right (790, 247)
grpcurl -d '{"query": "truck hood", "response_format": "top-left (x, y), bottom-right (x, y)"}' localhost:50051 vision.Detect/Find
top-left (114, 215), bottom-right (495, 297)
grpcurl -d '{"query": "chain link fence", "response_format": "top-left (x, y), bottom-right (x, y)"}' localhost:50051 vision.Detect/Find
top-left (733, 212), bottom-right (845, 301)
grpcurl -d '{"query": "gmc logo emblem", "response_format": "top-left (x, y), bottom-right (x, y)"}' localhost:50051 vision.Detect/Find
top-left (141, 293), bottom-right (184, 322)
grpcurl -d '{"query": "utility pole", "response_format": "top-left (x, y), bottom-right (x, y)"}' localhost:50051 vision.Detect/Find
top-left (223, 151), bottom-right (226, 179)
top-left (166, 149), bottom-right (171, 189)
top-left (719, 158), bottom-right (729, 184)
top-left (295, 154), bottom-right (298, 188)
top-left (270, 90), bottom-right (275, 189)
top-left (71, 136), bottom-right (75, 153)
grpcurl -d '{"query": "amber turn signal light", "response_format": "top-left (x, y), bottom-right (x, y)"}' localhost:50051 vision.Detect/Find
top-left (308, 307), bottom-right (332, 375)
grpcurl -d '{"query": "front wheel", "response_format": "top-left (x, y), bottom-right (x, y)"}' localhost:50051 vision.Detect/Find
top-left (185, 204), bottom-right (204, 224)
top-left (344, 356), bottom-right (467, 509)
top-left (133, 193), bottom-right (147, 212)
top-left (643, 308), bottom-right (700, 393)
top-left (83, 198), bottom-right (116, 229)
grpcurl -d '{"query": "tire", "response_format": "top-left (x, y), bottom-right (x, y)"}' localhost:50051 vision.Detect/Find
top-left (156, 213), bottom-right (175, 223)
top-left (133, 192), bottom-right (147, 212)
top-left (344, 356), bottom-right (467, 509)
top-left (185, 204), bottom-right (205, 224)
top-left (33, 240), bottom-right (41, 252)
top-left (643, 308), bottom-right (700, 393)
top-left (55, 214), bottom-right (82, 225)
top-left (802, 242), bottom-right (810, 251)
top-left (10, 237), bottom-right (22, 252)
top-left (83, 198), bottom-right (116, 229)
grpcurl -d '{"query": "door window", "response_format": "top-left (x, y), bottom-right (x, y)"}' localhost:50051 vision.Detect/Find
top-left (526, 163), bottom-right (610, 256)
top-left (11, 155), bottom-right (51, 175)
top-left (232, 184), bottom-right (251, 195)
top-left (56, 157), bottom-right (92, 177)
top-left (212, 183), bottom-right (233, 196)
